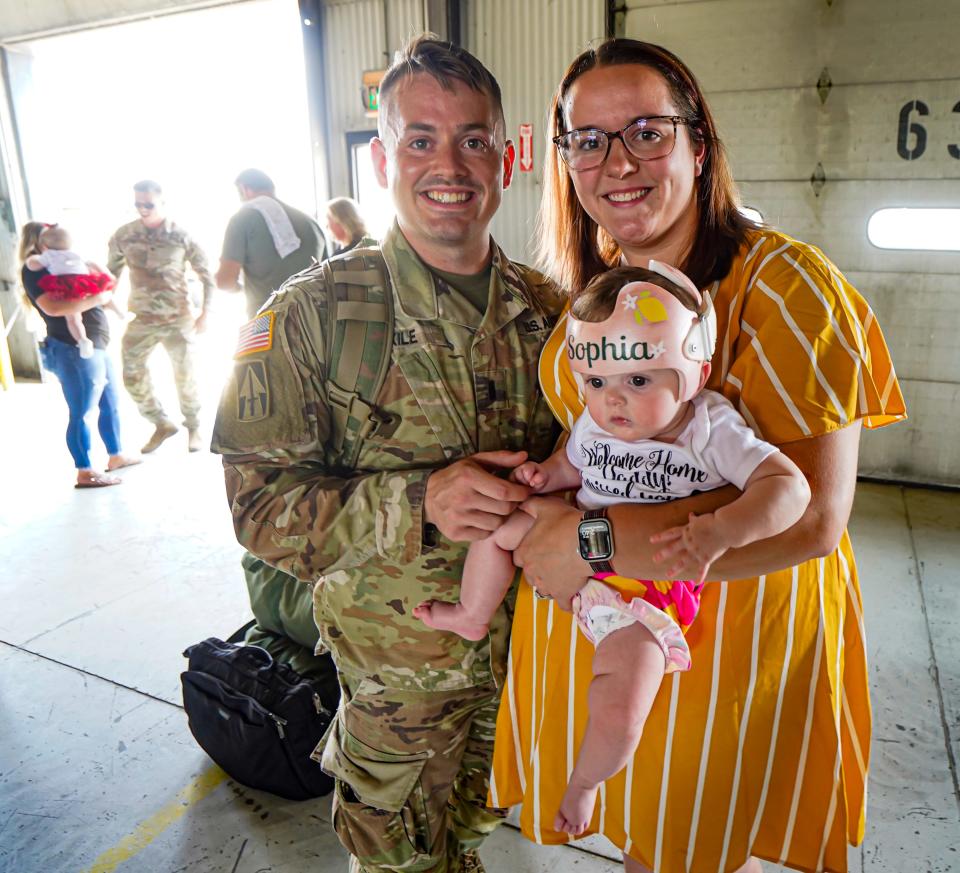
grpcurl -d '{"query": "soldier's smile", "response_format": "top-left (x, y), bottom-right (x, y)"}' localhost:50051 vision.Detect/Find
top-left (421, 188), bottom-right (477, 207)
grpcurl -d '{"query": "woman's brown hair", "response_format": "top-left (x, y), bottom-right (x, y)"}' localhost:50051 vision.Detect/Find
top-left (19, 221), bottom-right (46, 263)
top-left (326, 197), bottom-right (368, 246)
top-left (537, 38), bottom-right (758, 295)
top-left (18, 221), bottom-right (48, 316)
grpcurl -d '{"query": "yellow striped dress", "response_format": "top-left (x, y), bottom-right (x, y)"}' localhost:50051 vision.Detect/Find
top-left (489, 230), bottom-right (906, 873)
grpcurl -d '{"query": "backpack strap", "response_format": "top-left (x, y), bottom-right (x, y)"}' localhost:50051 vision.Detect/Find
top-left (322, 248), bottom-right (394, 470)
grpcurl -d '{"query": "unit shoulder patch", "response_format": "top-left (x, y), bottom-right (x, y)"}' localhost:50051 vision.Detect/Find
top-left (236, 359), bottom-right (270, 422)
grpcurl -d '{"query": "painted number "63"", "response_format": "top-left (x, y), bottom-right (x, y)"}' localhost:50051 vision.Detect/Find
top-left (897, 100), bottom-right (960, 160)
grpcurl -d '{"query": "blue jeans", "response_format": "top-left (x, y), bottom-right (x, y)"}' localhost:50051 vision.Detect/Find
top-left (40, 338), bottom-right (123, 469)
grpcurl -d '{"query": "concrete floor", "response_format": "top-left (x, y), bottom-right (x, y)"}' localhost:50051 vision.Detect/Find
top-left (1, 368), bottom-right (958, 873)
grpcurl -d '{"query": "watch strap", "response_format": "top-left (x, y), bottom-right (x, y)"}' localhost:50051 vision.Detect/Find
top-left (581, 508), bottom-right (614, 574)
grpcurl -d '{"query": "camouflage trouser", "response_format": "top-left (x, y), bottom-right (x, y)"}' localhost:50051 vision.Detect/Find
top-left (318, 675), bottom-right (506, 872)
top-left (121, 317), bottom-right (200, 429)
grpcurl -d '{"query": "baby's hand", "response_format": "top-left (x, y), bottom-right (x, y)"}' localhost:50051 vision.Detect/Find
top-left (511, 461), bottom-right (548, 491)
top-left (650, 512), bottom-right (729, 584)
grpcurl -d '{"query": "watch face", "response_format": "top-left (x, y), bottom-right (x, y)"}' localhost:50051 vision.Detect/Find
top-left (578, 519), bottom-right (614, 561)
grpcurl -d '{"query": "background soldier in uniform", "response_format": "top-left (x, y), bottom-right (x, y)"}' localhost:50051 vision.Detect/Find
top-left (108, 179), bottom-right (214, 453)
top-left (211, 37), bottom-right (560, 873)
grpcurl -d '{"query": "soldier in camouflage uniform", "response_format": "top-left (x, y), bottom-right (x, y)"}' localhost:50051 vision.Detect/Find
top-left (107, 180), bottom-right (214, 453)
top-left (211, 37), bottom-right (561, 873)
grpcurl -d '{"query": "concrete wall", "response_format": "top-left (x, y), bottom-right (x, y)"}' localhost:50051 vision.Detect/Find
top-left (622, 0), bottom-right (960, 484)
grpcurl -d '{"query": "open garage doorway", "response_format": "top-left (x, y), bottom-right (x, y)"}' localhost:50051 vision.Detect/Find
top-left (6, 0), bottom-right (315, 433)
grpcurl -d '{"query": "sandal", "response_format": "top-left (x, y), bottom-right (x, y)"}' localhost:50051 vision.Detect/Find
top-left (75, 471), bottom-right (122, 488)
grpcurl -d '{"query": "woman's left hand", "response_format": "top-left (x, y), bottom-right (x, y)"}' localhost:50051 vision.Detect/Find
top-left (513, 496), bottom-right (589, 611)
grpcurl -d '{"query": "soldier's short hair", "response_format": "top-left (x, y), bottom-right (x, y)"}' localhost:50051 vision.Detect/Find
top-left (378, 34), bottom-right (504, 134)
top-left (572, 266), bottom-right (699, 323)
top-left (235, 168), bottom-right (275, 194)
top-left (133, 179), bottom-right (162, 195)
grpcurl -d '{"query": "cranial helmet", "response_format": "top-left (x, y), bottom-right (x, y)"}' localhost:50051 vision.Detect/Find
top-left (565, 260), bottom-right (718, 402)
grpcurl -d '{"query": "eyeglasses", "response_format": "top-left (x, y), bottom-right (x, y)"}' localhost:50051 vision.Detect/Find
top-left (553, 115), bottom-right (695, 171)
top-left (134, 201), bottom-right (156, 209)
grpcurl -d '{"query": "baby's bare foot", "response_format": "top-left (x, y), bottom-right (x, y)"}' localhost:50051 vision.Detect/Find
top-left (412, 600), bottom-right (489, 640)
top-left (554, 782), bottom-right (599, 836)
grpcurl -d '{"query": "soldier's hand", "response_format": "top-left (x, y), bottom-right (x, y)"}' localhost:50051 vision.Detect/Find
top-left (425, 450), bottom-right (532, 542)
top-left (194, 310), bottom-right (209, 334)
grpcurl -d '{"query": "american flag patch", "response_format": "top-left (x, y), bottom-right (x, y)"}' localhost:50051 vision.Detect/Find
top-left (235, 311), bottom-right (274, 357)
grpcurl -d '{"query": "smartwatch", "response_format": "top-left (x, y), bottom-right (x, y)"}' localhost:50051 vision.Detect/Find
top-left (577, 508), bottom-right (615, 574)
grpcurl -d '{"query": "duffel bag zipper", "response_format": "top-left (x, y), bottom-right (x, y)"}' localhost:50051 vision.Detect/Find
top-left (269, 712), bottom-right (289, 738)
top-left (269, 696), bottom-right (330, 737)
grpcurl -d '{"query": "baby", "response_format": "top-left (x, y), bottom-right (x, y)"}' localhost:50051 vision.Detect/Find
top-left (415, 261), bottom-right (812, 835)
top-left (26, 225), bottom-right (118, 358)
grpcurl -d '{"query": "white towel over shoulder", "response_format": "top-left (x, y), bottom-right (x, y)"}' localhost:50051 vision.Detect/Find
top-left (243, 195), bottom-right (301, 258)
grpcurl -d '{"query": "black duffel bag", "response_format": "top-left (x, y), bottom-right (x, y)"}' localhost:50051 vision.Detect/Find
top-left (181, 637), bottom-right (335, 800)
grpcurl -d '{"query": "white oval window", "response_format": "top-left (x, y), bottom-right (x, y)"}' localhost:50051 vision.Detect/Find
top-left (867, 208), bottom-right (960, 251)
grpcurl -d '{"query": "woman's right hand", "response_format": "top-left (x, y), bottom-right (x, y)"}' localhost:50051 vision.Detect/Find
top-left (513, 496), bottom-right (590, 610)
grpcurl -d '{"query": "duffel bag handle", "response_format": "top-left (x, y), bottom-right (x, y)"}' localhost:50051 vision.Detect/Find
top-left (183, 638), bottom-right (274, 677)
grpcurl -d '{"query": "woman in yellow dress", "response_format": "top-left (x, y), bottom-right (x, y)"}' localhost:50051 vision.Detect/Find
top-left (489, 39), bottom-right (906, 873)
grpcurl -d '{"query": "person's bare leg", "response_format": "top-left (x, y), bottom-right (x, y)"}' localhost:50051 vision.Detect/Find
top-left (623, 851), bottom-right (763, 872)
top-left (414, 508), bottom-right (534, 640)
top-left (555, 623), bottom-right (665, 836)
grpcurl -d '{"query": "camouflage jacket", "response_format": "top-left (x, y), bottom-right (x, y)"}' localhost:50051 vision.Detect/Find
top-left (211, 223), bottom-right (561, 692)
top-left (107, 218), bottom-right (214, 325)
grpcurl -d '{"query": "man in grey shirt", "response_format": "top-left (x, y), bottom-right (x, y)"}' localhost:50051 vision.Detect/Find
top-left (215, 168), bottom-right (328, 316)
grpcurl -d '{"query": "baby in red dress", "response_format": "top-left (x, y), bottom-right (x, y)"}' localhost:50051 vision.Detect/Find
top-left (26, 225), bottom-right (118, 358)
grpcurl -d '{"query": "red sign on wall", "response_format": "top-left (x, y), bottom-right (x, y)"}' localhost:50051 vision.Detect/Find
top-left (519, 123), bottom-right (534, 172)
